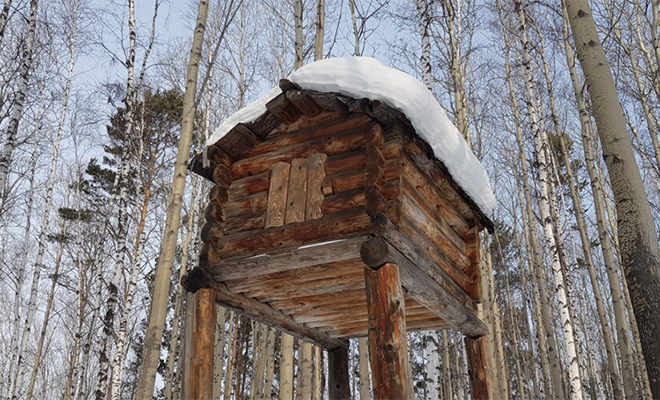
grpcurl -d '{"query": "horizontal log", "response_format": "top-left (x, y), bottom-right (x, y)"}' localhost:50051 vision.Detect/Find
top-left (266, 93), bottom-right (302, 125)
top-left (249, 273), bottom-right (365, 301)
top-left (215, 206), bottom-right (371, 259)
top-left (322, 159), bottom-right (400, 196)
top-left (321, 180), bottom-right (400, 215)
top-left (211, 279), bottom-right (347, 350)
top-left (401, 157), bottom-right (469, 236)
top-left (229, 172), bottom-right (270, 201)
top-left (224, 192), bottom-right (267, 219)
top-left (215, 123), bottom-right (260, 158)
top-left (232, 124), bottom-right (374, 180)
top-left (398, 216), bottom-right (472, 293)
top-left (208, 237), bottom-right (364, 281)
top-left (400, 192), bottom-right (469, 270)
top-left (286, 90), bottom-right (324, 117)
top-left (222, 212), bottom-right (265, 234)
top-left (244, 113), bottom-right (369, 158)
top-left (269, 289), bottom-right (367, 312)
top-left (363, 214), bottom-right (485, 337)
top-left (226, 259), bottom-right (363, 294)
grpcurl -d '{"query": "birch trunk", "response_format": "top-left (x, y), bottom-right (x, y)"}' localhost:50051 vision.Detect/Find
top-left (357, 337), bottom-right (371, 400)
top-left (0, 0), bottom-right (38, 205)
top-left (0, 0), bottom-right (11, 45)
top-left (515, 1), bottom-right (583, 397)
top-left (297, 342), bottom-right (313, 400)
top-left (416, 0), bottom-right (432, 91)
top-left (6, 143), bottom-right (39, 400)
top-left (280, 333), bottom-right (295, 400)
top-left (348, 0), bottom-right (360, 56)
top-left (135, 1), bottom-right (209, 396)
top-left (314, 0), bottom-right (324, 60)
top-left (564, 0), bottom-right (660, 395)
top-left (293, 0), bottom-right (303, 69)
top-left (25, 221), bottom-right (67, 400)
top-left (498, 3), bottom-right (564, 395)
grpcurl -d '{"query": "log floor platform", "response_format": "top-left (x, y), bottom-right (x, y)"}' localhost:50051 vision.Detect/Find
top-left (183, 82), bottom-right (494, 399)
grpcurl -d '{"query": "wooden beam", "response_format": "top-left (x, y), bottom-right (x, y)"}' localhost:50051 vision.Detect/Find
top-left (207, 237), bottom-right (364, 281)
top-left (362, 213), bottom-right (487, 338)
top-left (465, 336), bottom-right (492, 400)
top-left (182, 289), bottom-right (216, 400)
top-left (364, 263), bottom-right (412, 400)
top-left (201, 273), bottom-right (346, 350)
top-left (328, 346), bottom-right (351, 400)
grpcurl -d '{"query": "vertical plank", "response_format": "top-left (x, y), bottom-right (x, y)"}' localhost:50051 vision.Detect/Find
top-left (285, 158), bottom-right (308, 224)
top-left (464, 227), bottom-right (482, 301)
top-left (364, 263), bottom-right (412, 400)
top-left (265, 162), bottom-right (291, 228)
top-left (306, 153), bottom-right (327, 220)
top-left (183, 289), bottom-right (216, 400)
top-left (465, 336), bottom-right (491, 400)
top-left (328, 346), bottom-right (351, 400)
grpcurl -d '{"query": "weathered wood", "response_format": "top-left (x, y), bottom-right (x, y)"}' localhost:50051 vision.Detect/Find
top-left (285, 158), bottom-right (308, 223)
top-left (323, 158), bottom-right (399, 196)
top-left (183, 289), bottom-right (216, 400)
top-left (221, 212), bottom-right (265, 234)
top-left (223, 258), bottom-right (364, 292)
top-left (265, 162), bottom-right (290, 228)
top-left (188, 271), bottom-right (346, 350)
top-left (306, 153), bottom-right (327, 220)
top-left (224, 192), bottom-right (267, 219)
top-left (215, 123), bottom-right (260, 158)
top-left (232, 125), bottom-right (372, 180)
top-left (286, 90), bottom-right (324, 117)
top-left (247, 272), bottom-right (364, 301)
top-left (208, 237), bottom-right (364, 281)
top-left (308, 92), bottom-right (350, 115)
top-left (465, 336), bottom-right (491, 400)
top-left (328, 346), bottom-right (351, 400)
top-left (244, 113), bottom-right (370, 159)
top-left (245, 110), bottom-right (282, 140)
top-left (364, 263), bottom-right (413, 400)
top-left (360, 236), bottom-right (485, 337)
top-left (400, 191), bottom-right (469, 269)
top-left (229, 172), bottom-right (270, 201)
top-left (216, 207), bottom-right (371, 259)
top-left (321, 180), bottom-right (400, 215)
top-left (269, 289), bottom-right (366, 312)
top-left (463, 227), bottom-right (482, 301)
top-left (265, 93), bottom-right (302, 125)
top-left (401, 157), bottom-right (469, 236)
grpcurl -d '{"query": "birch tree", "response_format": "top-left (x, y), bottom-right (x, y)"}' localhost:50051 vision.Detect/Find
top-left (564, 0), bottom-right (660, 396)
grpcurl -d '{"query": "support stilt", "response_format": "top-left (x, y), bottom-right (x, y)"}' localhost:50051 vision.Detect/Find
top-left (364, 263), bottom-right (412, 399)
top-left (328, 345), bottom-right (350, 399)
top-left (465, 336), bottom-right (491, 400)
top-left (182, 288), bottom-right (216, 400)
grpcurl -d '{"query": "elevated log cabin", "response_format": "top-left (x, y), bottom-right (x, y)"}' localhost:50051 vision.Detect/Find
top-left (183, 59), bottom-right (495, 400)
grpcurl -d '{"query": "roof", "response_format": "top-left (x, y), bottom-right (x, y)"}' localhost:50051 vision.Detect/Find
top-left (202, 57), bottom-right (496, 216)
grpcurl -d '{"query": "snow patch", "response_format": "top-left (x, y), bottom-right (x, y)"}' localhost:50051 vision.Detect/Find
top-left (207, 57), bottom-right (496, 215)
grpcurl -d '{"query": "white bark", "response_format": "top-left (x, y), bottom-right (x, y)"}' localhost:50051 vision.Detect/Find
top-left (416, 0), bottom-right (432, 91)
top-left (0, 0), bottom-right (38, 206)
top-left (515, 1), bottom-right (583, 398)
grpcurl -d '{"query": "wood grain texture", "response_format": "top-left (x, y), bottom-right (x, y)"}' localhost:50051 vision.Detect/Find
top-left (265, 162), bottom-right (290, 228)
top-left (183, 289), bottom-right (216, 400)
top-left (285, 158), bottom-right (308, 224)
top-left (306, 153), bottom-right (327, 220)
top-left (209, 238), bottom-right (363, 281)
top-left (328, 346), bottom-right (351, 400)
top-left (465, 336), bottom-right (492, 400)
top-left (364, 263), bottom-right (413, 400)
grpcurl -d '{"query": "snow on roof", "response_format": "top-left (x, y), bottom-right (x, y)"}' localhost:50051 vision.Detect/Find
top-left (206, 57), bottom-right (496, 215)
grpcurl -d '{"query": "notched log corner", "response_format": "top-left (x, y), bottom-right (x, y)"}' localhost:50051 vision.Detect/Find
top-left (182, 267), bottom-right (213, 293)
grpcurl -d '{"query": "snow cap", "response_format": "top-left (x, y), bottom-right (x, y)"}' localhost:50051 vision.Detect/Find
top-left (207, 57), bottom-right (496, 215)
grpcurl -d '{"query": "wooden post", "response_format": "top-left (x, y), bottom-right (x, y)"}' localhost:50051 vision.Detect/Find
top-left (182, 288), bottom-right (216, 400)
top-left (465, 336), bottom-right (491, 400)
top-left (364, 263), bottom-right (412, 400)
top-left (328, 346), bottom-right (351, 400)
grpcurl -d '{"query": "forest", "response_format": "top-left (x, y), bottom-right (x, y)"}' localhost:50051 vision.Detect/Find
top-left (0, 0), bottom-right (659, 399)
